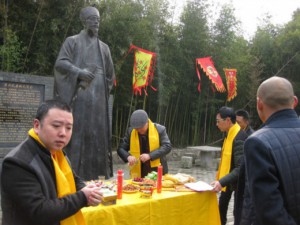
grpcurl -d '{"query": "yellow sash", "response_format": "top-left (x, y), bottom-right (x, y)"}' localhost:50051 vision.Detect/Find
top-left (129, 119), bottom-right (160, 178)
top-left (216, 123), bottom-right (240, 192)
top-left (28, 129), bottom-right (86, 225)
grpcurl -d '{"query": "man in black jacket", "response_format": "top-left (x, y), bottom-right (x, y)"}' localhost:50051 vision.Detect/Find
top-left (234, 109), bottom-right (255, 225)
top-left (1, 99), bottom-right (103, 225)
top-left (117, 109), bottom-right (172, 178)
top-left (235, 109), bottom-right (255, 136)
top-left (211, 106), bottom-right (247, 225)
top-left (242, 76), bottom-right (300, 225)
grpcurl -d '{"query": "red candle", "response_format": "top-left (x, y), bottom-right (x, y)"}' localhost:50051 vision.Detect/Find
top-left (157, 165), bottom-right (163, 193)
top-left (117, 170), bottom-right (123, 199)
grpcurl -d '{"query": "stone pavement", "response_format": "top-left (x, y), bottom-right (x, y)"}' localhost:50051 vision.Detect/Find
top-left (0, 160), bottom-right (234, 225)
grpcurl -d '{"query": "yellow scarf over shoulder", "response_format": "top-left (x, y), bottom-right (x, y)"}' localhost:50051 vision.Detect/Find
top-left (28, 129), bottom-right (86, 225)
top-left (129, 119), bottom-right (160, 178)
top-left (216, 123), bottom-right (240, 192)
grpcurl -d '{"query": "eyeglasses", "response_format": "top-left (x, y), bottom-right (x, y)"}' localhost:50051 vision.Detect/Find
top-left (216, 118), bottom-right (226, 124)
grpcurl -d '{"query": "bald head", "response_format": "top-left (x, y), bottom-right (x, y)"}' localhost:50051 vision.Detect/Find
top-left (257, 76), bottom-right (295, 109)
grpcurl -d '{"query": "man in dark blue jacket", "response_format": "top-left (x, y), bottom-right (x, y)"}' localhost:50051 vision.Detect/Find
top-left (242, 76), bottom-right (300, 225)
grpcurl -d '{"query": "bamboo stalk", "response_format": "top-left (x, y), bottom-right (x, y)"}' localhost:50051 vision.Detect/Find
top-left (22, 0), bottom-right (44, 73)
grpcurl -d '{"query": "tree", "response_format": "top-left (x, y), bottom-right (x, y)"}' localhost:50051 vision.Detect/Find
top-left (2, 0), bottom-right (300, 147)
top-left (250, 14), bottom-right (280, 78)
top-left (0, 28), bottom-right (26, 72)
top-left (275, 9), bottom-right (300, 80)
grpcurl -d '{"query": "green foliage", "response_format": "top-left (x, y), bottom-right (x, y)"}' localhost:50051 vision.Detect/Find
top-left (2, 0), bottom-right (300, 147)
top-left (275, 9), bottom-right (300, 77)
top-left (0, 29), bottom-right (26, 72)
top-left (250, 16), bottom-right (279, 78)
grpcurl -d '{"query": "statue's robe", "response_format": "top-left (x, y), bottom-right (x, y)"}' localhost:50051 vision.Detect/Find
top-left (54, 30), bottom-right (115, 180)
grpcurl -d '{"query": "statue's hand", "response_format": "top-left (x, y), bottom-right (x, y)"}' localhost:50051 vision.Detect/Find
top-left (78, 69), bottom-right (95, 82)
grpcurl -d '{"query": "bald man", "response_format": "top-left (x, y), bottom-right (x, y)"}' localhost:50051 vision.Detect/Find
top-left (241, 76), bottom-right (300, 225)
top-left (54, 6), bottom-right (115, 180)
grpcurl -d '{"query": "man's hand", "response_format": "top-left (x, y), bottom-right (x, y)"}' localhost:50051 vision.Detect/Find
top-left (127, 155), bottom-right (138, 166)
top-left (81, 184), bottom-right (103, 206)
top-left (139, 154), bottom-right (150, 163)
top-left (78, 69), bottom-right (95, 82)
top-left (210, 180), bottom-right (223, 192)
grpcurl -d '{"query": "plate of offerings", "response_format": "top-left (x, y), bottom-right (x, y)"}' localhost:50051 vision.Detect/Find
top-left (131, 177), bottom-right (144, 185)
top-left (122, 184), bottom-right (140, 193)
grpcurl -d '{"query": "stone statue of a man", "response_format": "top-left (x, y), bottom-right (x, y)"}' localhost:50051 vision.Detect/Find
top-left (54, 6), bottom-right (115, 180)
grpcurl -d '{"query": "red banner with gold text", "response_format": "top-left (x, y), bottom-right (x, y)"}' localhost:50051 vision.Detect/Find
top-left (224, 68), bottom-right (237, 102)
top-left (195, 57), bottom-right (226, 93)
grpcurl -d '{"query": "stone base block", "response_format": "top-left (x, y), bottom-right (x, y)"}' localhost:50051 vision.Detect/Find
top-left (195, 158), bottom-right (202, 167)
top-left (181, 156), bottom-right (193, 168)
top-left (183, 153), bottom-right (196, 164)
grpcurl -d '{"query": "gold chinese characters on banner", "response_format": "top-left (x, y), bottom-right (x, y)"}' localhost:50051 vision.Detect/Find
top-left (126, 44), bottom-right (157, 95)
top-left (195, 57), bottom-right (226, 93)
top-left (224, 68), bottom-right (237, 102)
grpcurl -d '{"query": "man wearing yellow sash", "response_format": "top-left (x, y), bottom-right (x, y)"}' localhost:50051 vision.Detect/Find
top-left (210, 107), bottom-right (247, 225)
top-left (117, 110), bottom-right (172, 178)
top-left (1, 99), bottom-right (103, 225)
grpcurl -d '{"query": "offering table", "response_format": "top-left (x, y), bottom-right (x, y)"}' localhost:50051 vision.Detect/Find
top-left (82, 189), bottom-right (220, 225)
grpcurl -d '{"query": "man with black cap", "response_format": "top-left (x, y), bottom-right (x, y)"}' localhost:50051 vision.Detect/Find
top-left (117, 110), bottom-right (172, 178)
top-left (54, 6), bottom-right (115, 180)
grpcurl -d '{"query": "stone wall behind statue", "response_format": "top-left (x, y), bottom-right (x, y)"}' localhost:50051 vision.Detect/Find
top-left (0, 71), bottom-right (54, 164)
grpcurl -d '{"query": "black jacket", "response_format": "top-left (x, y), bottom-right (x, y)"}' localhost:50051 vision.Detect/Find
top-left (1, 137), bottom-right (87, 225)
top-left (242, 109), bottom-right (300, 225)
top-left (235, 129), bottom-right (254, 225)
top-left (117, 123), bottom-right (172, 175)
top-left (219, 129), bottom-right (248, 190)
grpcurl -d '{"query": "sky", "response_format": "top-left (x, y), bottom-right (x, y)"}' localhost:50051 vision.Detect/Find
top-left (170, 0), bottom-right (300, 39)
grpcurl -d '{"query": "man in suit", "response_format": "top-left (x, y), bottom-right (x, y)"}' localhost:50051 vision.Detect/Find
top-left (211, 106), bottom-right (247, 225)
top-left (234, 109), bottom-right (255, 225)
top-left (243, 76), bottom-right (300, 225)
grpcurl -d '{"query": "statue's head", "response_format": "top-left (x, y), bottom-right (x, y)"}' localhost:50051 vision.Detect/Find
top-left (80, 6), bottom-right (100, 36)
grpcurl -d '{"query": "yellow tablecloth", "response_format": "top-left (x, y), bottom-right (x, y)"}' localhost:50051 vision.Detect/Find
top-left (82, 190), bottom-right (221, 225)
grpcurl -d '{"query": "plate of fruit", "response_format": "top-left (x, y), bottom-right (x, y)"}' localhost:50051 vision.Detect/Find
top-left (132, 177), bottom-right (144, 185)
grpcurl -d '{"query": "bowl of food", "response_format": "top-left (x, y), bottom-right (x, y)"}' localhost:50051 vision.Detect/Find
top-left (122, 184), bottom-right (140, 193)
top-left (143, 178), bottom-right (156, 186)
top-left (140, 189), bottom-right (152, 199)
top-left (140, 184), bottom-right (154, 194)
